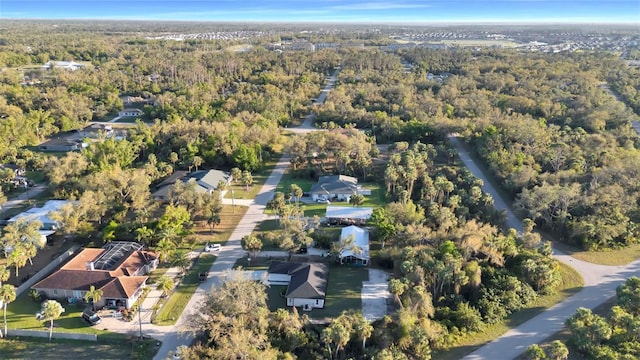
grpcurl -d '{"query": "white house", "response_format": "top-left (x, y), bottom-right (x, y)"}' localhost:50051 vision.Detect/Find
top-left (325, 206), bottom-right (373, 226)
top-left (118, 108), bottom-right (143, 117)
top-left (267, 261), bottom-right (328, 311)
top-left (338, 226), bottom-right (370, 266)
top-left (41, 61), bottom-right (86, 71)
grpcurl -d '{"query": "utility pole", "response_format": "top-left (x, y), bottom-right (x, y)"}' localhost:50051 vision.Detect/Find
top-left (138, 304), bottom-right (143, 340)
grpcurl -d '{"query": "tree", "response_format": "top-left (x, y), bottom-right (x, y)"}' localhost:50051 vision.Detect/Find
top-left (231, 167), bottom-right (242, 184)
top-left (616, 276), bottom-right (640, 316)
top-left (526, 344), bottom-right (546, 360)
top-left (353, 312), bottom-right (373, 351)
top-left (1, 218), bottom-right (44, 256)
top-left (565, 307), bottom-right (612, 351)
top-left (0, 284), bottom-right (16, 338)
top-left (83, 285), bottom-right (103, 311)
top-left (157, 275), bottom-right (174, 297)
top-left (41, 300), bottom-right (65, 341)
top-left (155, 238), bottom-right (176, 264)
top-left (171, 250), bottom-right (191, 275)
top-left (349, 193), bottom-right (365, 206)
top-left (241, 170), bottom-right (253, 191)
top-left (0, 265), bottom-right (10, 286)
top-left (22, 241), bottom-right (38, 266)
top-left (289, 184), bottom-right (303, 207)
top-left (192, 155), bottom-right (203, 171)
top-left (322, 321), bottom-right (351, 360)
top-left (547, 340), bottom-right (569, 360)
top-left (242, 235), bottom-right (263, 258)
top-left (368, 208), bottom-right (395, 249)
top-left (6, 246), bottom-right (27, 278)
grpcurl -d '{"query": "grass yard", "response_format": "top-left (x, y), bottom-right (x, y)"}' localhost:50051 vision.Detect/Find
top-left (224, 159), bottom-right (280, 200)
top-left (191, 204), bottom-right (248, 245)
top-left (553, 241), bottom-right (640, 266)
top-left (275, 170), bottom-right (316, 194)
top-left (434, 261), bottom-right (584, 360)
top-left (0, 336), bottom-right (159, 360)
top-left (253, 219), bottom-right (283, 250)
top-left (153, 253), bottom-right (217, 326)
top-left (6, 293), bottom-right (124, 337)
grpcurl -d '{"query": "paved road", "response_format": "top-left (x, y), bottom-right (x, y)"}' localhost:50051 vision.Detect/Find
top-left (450, 135), bottom-right (640, 360)
top-left (288, 67), bottom-right (340, 134)
top-left (0, 184), bottom-right (47, 216)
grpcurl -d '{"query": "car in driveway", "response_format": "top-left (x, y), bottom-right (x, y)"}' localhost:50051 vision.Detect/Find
top-left (199, 272), bottom-right (208, 282)
top-left (81, 309), bottom-right (102, 325)
top-left (316, 199), bottom-right (331, 204)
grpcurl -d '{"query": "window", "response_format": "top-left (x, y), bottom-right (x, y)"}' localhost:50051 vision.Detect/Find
top-left (53, 289), bottom-right (57, 295)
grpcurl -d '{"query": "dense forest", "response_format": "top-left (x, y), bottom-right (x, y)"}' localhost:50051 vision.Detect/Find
top-left (0, 21), bottom-right (639, 359)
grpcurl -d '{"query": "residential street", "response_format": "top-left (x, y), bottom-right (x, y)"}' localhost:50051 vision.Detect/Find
top-left (450, 135), bottom-right (640, 360)
top-left (0, 184), bottom-right (47, 216)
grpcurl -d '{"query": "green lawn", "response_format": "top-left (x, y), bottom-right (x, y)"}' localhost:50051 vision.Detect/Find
top-left (253, 219), bottom-right (283, 250)
top-left (275, 170), bottom-right (316, 194)
top-left (6, 293), bottom-right (124, 336)
top-left (25, 170), bottom-right (45, 183)
top-left (0, 336), bottom-right (159, 360)
top-left (152, 253), bottom-right (216, 326)
top-left (553, 241), bottom-right (640, 266)
top-left (434, 261), bottom-right (584, 360)
top-left (224, 159), bottom-right (280, 200)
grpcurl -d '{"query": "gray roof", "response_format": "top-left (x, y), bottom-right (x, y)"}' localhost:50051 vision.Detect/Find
top-left (152, 169), bottom-right (228, 198)
top-left (310, 175), bottom-right (358, 195)
top-left (269, 261), bottom-right (328, 299)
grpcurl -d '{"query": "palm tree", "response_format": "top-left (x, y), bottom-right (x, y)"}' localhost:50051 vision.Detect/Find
top-left (192, 156), bottom-right (203, 172)
top-left (157, 276), bottom-right (174, 297)
top-left (171, 250), bottom-right (191, 275)
top-left (0, 265), bottom-right (9, 286)
top-left (22, 242), bottom-right (38, 266)
top-left (83, 285), bottom-right (103, 311)
top-left (241, 170), bottom-right (253, 191)
top-left (155, 238), bottom-right (175, 264)
top-left (242, 235), bottom-right (263, 258)
top-left (7, 246), bottom-right (27, 278)
top-left (41, 300), bottom-right (65, 341)
top-left (353, 312), bottom-right (373, 351)
top-left (0, 284), bottom-right (16, 338)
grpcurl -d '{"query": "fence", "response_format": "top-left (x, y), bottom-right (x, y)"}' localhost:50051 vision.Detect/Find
top-left (9, 328), bottom-right (97, 341)
top-left (16, 244), bottom-right (81, 297)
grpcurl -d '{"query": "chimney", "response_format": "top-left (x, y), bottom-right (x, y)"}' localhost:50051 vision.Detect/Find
top-left (85, 261), bottom-right (94, 271)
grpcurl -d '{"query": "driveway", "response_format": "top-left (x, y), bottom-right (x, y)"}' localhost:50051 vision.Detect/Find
top-left (0, 184), bottom-right (47, 216)
top-left (449, 135), bottom-right (638, 360)
top-left (361, 269), bottom-right (390, 322)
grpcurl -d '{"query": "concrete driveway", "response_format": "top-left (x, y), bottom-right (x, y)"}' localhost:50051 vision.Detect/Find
top-left (361, 269), bottom-right (390, 322)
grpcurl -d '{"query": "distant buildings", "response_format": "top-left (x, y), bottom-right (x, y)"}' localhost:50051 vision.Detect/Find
top-left (41, 61), bottom-right (86, 71)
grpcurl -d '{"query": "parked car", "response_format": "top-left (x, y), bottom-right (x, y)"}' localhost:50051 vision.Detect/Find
top-left (204, 243), bottom-right (221, 252)
top-left (297, 247), bottom-right (308, 254)
top-left (82, 309), bottom-right (102, 325)
top-left (316, 199), bottom-right (331, 204)
top-left (198, 272), bottom-right (208, 282)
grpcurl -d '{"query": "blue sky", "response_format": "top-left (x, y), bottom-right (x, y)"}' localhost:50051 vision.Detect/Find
top-left (2, 1), bottom-right (639, 23)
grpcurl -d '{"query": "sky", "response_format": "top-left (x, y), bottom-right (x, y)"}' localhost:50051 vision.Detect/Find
top-left (1, 0), bottom-right (639, 24)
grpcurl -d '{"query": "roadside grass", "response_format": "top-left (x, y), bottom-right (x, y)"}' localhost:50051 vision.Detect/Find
top-left (153, 253), bottom-right (217, 326)
top-left (25, 170), bottom-right (45, 183)
top-left (191, 204), bottom-right (248, 245)
top-left (6, 293), bottom-right (117, 336)
top-left (224, 159), bottom-right (279, 200)
top-left (433, 261), bottom-right (584, 360)
top-left (253, 219), bottom-right (283, 250)
top-left (553, 241), bottom-right (640, 266)
top-left (0, 336), bottom-right (159, 360)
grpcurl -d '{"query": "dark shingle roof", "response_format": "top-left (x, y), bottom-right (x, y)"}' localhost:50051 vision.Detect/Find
top-left (268, 261), bottom-right (328, 299)
top-left (310, 175), bottom-right (358, 195)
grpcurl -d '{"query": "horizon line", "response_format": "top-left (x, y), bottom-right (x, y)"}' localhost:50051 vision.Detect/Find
top-left (2, 18), bottom-right (639, 26)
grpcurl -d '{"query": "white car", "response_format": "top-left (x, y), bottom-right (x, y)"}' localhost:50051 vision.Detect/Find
top-left (205, 243), bottom-right (221, 252)
top-left (316, 199), bottom-right (331, 204)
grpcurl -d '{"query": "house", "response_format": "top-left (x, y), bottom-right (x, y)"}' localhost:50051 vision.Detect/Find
top-left (6, 200), bottom-right (76, 250)
top-left (32, 242), bottom-right (157, 309)
top-left (152, 169), bottom-right (231, 200)
top-left (325, 206), bottom-right (373, 226)
top-left (0, 163), bottom-right (25, 177)
top-left (77, 124), bottom-right (114, 139)
top-left (338, 226), bottom-right (370, 266)
top-left (38, 138), bottom-right (86, 152)
top-left (118, 108), bottom-right (143, 117)
top-left (41, 61), bottom-right (85, 71)
top-left (267, 261), bottom-right (328, 311)
top-left (310, 175), bottom-right (360, 201)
